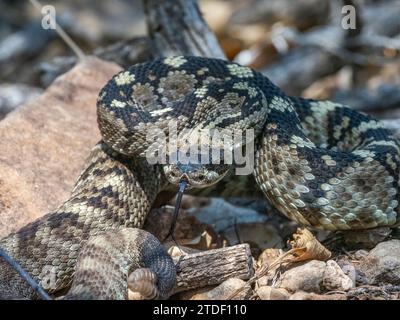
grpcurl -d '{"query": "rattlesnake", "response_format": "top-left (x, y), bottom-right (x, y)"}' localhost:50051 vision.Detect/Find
top-left (1, 56), bottom-right (399, 299)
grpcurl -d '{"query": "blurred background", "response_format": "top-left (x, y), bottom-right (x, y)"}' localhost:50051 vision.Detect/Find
top-left (0, 0), bottom-right (399, 119)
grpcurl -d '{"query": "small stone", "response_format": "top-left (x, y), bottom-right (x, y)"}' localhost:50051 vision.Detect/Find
top-left (289, 291), bottom-right (346, 300)
top-left (322, 260), bottom-right (354, 291)
top-left (358, 240), bottom-right (400, 285)
top-left (189, 278), bottom-right (251, 300)
top-left (279, 260), bottom-right (326, 293)
top-left (256, 275), bottom-right (270, 287)
top-left (256, 286), bottom-right (289, 300)
top-left (336, 260), bottom-right (357, 287)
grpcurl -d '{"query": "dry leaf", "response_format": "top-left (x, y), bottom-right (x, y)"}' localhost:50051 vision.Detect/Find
top-left (181, 230), bottom-right (214, 250)
top-left (288, 228), bottom-right (331, 262)
top-left (167, 245), bottom-right (198, 259)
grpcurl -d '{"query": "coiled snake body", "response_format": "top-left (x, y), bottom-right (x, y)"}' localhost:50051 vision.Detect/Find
top-left (1, 56), bottom-right (399, 299)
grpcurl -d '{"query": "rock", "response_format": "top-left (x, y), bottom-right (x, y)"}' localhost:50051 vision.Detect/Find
top-left (280, 259), bottom-right (354, 294)
top-left (346, 285), bottom-right (399, 300)
top-left (188, 278), bottom-right (252, 300)
top-left (0, 56), bottom-right (121, 238)
top-left (354, 269), bottom-right (370, 286)
top-left (359, 240), bottom-right (400, 285)
top-left (290, 291), bottom-right (347, 300)
top-left (336, 259), bottom-right (357, 287)
top-left (322, 260), bottom-right (354, 291)
top-left (278, 260), bottom-right (326, 293)
top-left (256, 286), bottom-right (290, 300)
top-left (256, 275), bottom-right (270, 288)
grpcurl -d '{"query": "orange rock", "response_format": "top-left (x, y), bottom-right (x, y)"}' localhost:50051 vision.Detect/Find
top-left (0, 56), bottom-right (121, 238)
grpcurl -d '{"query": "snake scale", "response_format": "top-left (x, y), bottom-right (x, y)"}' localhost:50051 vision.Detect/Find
top-left (1, 56), bottom-right (399, 299)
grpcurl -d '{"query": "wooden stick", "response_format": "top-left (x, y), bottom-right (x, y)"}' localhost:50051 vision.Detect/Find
top-left (143, 0), bottom-right (226, 59)
top-left (172, 244), bottom-right (254, 293)
top-left (0, 248), bottom-right (51, 300)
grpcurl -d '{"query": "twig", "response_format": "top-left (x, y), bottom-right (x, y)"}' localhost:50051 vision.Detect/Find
top-left (29, 0), bottom-right (86, 60)
top-left (0, 248), bottom-right (52, 300)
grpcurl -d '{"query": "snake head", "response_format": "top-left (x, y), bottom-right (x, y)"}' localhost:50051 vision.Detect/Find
top-left (163, 162), bottom-right (229, 189)
top-left (162, 146), bottom-right (232, 189)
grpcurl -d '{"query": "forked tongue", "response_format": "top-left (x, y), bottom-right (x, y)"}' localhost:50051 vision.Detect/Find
top-left (163, 179), bottom-right (187, 244)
